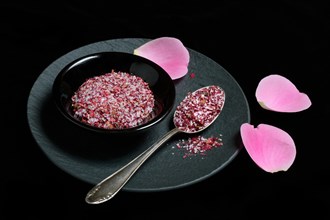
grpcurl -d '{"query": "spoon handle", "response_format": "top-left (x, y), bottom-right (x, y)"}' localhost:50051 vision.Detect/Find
top-left (85, 127), bottom-right (180, 204)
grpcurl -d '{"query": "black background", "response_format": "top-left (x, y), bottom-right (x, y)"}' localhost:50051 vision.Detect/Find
top-left (2, 1), bottom-right (329, 218)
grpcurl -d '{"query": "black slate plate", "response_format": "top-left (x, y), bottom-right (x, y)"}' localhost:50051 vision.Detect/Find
top-left (27, 38), bottom-right (250, 192)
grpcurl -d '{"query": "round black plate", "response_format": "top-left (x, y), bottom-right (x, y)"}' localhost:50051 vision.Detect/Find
top-left (27, 38), bottom-right (250, 192)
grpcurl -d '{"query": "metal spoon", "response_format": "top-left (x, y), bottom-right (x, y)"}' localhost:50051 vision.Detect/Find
top-left (85, 85), bottom-right (225, 204)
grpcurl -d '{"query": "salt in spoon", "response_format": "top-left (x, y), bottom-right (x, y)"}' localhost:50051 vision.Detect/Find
top-left (85, 85), bottom-right (225, 204)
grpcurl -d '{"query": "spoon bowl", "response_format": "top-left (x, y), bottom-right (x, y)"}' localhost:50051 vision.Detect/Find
top-left (85, 85), bottom-right (225, 204)
top-left (173, 85), bottom-right (225, 133)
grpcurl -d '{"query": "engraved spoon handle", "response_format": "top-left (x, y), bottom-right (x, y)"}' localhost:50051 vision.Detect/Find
top-left (85, 127), bottom-right (180, 204)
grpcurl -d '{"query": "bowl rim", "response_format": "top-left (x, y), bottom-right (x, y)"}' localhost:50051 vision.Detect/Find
top-left (52, 51), bottom-right (176, 135)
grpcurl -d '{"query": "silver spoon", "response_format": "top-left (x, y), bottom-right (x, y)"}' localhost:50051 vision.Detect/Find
top-left (85, 85), bottom-right (225, 204)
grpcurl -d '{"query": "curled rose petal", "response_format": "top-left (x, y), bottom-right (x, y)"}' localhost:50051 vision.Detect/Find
top-left (255, 74), bottom-right (312, 112)
top-left (240, 123), bottom-right (296, 173)
top-left (134, 37), bottom-right (190, 80)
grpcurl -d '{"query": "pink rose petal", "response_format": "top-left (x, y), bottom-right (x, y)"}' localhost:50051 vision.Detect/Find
top-left (240, 123), bottom-right (296, 173)
top-left (255, 74), bottom-right (312, 112)
top-left (134, 37), bottom-right (190, 80)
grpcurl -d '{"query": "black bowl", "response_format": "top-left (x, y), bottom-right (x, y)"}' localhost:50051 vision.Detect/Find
top-left (52, 51), bottom-right (176, 135)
